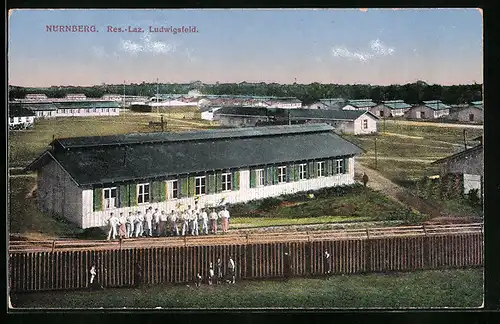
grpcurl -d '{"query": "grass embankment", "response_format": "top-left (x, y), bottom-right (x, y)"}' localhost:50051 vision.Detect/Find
top-left (10, 268), bottom-right (483, 309)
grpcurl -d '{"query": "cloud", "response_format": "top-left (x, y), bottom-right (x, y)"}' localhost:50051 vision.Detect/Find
top-left (120, 32), bottom-right (177, 55)
top-left (185, 48), bottom-right (198, 62)
top-left (331, 39), bottom-right (394, 62)
top-left (91, 46), bottom-right (119, 59)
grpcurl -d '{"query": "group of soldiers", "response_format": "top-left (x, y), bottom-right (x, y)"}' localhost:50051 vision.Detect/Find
top-left (105, 203), bottom-right (231, 241)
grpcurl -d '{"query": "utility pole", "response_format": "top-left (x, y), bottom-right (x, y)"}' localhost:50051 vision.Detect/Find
top-left (463, 129), bottom-right (467, 151)
top-left (123, 80), bottom-right (126, 107)
top-left (374, 136), bottom-right (378, 170)
top-left (161, 115), bottom-right (164, 132)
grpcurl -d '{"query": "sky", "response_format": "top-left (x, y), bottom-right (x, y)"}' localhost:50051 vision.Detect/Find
top-left (8, 9), bottom-right (483, 87)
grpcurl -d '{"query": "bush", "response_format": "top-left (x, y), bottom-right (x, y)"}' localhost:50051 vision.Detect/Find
top-left (259, 197), bottom-right (282, 211)
top-left (467, 189), bottom-right (481, 207)
top-left (376, 207), bottom-right (430, 224)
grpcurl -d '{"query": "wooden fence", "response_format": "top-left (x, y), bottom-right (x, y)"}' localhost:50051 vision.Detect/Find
top-left (8, 224), bottom-right (483, 293)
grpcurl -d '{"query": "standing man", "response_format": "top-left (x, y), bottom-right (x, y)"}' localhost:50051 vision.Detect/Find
top-left (106, 213), bottom-right (119, 241)
top-left (118, 212), bottom-right (127, 239)
top-left (191, 205), bottom-right (199, 236)
top-left (220, 206), bottom-right (230, 234)
top-left (134, 211), bottom-right (144, 238)
top-left (227, 256), bottom-right (236, 284)
top-left (208, 262), bottom-right (214, 285)
top-left (89, 264), bottom-right (97, 289)
top-left (216, 258), bottom-right (223, 285)
top-left (144, 207), bottom-right (153, 237)
top-left (362, 172), bottom-right (369, 188)
top-left (324, 250), bottom-right (333, 278)
top-left (169, 209), bottom-right (179, 236)
top-left (199, 208), bottom-right (209, 235)
top-left (181, 208), bottom-right (190, 236)
top-left (209, 208), bottom-right (218, 234)
top-left (152, 208), bottom-right (160, 236)
top-left (158, 210), bottom-right (168, 237)
top-left (126, 212), bottom-right (134, 238)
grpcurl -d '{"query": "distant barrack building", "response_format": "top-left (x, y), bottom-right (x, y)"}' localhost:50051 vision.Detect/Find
top-left (26, 124), bottom-right (364, 229)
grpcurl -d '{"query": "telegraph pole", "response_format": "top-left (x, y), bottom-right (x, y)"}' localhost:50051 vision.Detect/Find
top-left (374, 136), bottom-right (378, 170)
top-left (123, 80), bottom-right (126, 106)
top-left (463, 129), bottom-right (467, 151)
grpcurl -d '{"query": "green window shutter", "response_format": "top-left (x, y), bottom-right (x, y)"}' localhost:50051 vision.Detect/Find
top-left (326, 160), bottom-right (333, 177)
top-left (93, 187), bottom-right (103, 212)
top-left (150, 181), bottom-right (157, 202)
top-left (216, 172), bottom-right (223, 193)
top-left (344, 157), bottom-right (349, 174)
top-left (308, 162), bottom-right (315, 179)
top-left (208, 173), bottom-right (216, 194)
top-left (118, 184), bottom-right (130, 208)
top-left (266, 167), bottom-right (273, 185)
top-left (188, 176), bottom-right (196, 196)
top-left (180, 176), bottom-right (189, 198)
top-left (129, 183), bottom-right (138, 206)
top-left (293, 164), bottom-right (300, 181)
top-left (250, 169), bottom-right (256, 188)
top-left (273, 167), bottom-right (279, 184)
top-left (232, 170), bottom-right (240, 190)
top-left (159, 181), bottom-right (166, 201)
top-left (286, 165), bottom-right (291, 182)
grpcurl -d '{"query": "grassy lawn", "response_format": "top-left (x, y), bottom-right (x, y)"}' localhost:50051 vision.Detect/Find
top-left (230, 215), bottom-right (372, 229)
top-left (10, 268), bottom-right (483, 309)
top-left (8, 111), bottom-right (216, 166)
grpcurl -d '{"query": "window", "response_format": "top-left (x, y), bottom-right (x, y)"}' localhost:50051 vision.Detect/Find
top-left (9, 117), bottom-right (14, 124)
top-left (335, 159), bottom-right (344, 174)
top-left (221, 173), bottom-right (232, 191)
top-left (195, 176), bottom-right (206, 195)
top-left (469, 114), bottom-right (474, 122)
top-left (420, 111), bottom-right (425, 119)
top-left (380, 110), bottom-right (384, 117)
top-left (278, 166), bottom-right (287, 183)
top-left (363, 119), bottom-right (368, 129)
top-left (256, 169), bottom-right (265, 187)
top-left (317, 162), bottom-right (325, 177)
top-left (167, 180), bottom-right (178, 199)
top-left (137, 183), bottom-right (150, 204)
top-left (103, 187), bottom-right (117, 209)
top-left (299, 164), bottom-right (307, 180)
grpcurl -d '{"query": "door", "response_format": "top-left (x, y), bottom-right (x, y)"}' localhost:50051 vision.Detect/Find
top-left (463, 174), bottom-right (481, 197)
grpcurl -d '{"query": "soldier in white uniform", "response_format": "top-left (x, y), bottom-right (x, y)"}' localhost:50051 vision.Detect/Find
top-left (126, 212), bottom-right (134, 238)
top-left (118, 212), bottom-right (127, 239)
top-left (219, 207), bottom-right (230, 234)
top-left (106, 213), bottom-right (119, 241)
top-left (144, 207), bottom-right (153, 237)
top-left (134, 211), bottom-right (144, 237)
top-left (228, 256), bottom-right (236, 284)
top-left (181, 208), bottom-right (190, 236)
top-left (199, 208), bottom-right (209, 235)
top-left (208, 262), bottom-right (214, 285)
top-left (169, 209), bottom-right (179, 236)
top-left (191, 206), bottom-right (199, 236)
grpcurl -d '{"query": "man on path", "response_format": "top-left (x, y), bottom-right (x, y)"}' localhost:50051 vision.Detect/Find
top-left (89, 264), bottom-right (97, 288)
top-left (199, 208), bottom-right (209, 235)
top-left (362, 172), bottom-right (369, 188)
top-left (209, 208), bottom-right (218, 234)
top-left (208, 262), bottom-right (214, 285)
top-left (169, 209), bottom-right (179, 236)
top-left (106, 213), bottom-right (119, 241)
top-left (216, 258), bottom-right (223, 284)
top-left (227, 256), bottom-right (236, 284)
top-left (324, 250), bottom-right (333, 278)
top-left (181, 208), bottom-right (190, 236)
top-left (190, 205), bottom-right (199, 236)
top-left (220, 206), bottom-right (230, 234)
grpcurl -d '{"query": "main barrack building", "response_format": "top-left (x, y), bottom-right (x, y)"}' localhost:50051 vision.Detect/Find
top-left (27, 124), bottom-right (364, 229)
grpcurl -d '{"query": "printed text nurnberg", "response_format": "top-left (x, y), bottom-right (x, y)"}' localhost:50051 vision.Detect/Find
top-left (46, 25), bottom-right (199, 34)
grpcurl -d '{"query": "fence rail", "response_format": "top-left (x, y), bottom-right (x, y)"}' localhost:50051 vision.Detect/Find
top-left (8, 223), bottom-right (483, 253)
top-left (8, 224), bottom-right (483, 293)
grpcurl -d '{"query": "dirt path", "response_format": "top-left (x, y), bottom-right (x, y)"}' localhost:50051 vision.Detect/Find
top-left (385, 120), bottom-right (483, 129)
top-left (355, 164), bottom-right (445, 219)
top-left (357, 156), bottom-right (436, 163)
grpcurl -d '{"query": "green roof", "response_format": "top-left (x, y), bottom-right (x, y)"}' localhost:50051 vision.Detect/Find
top-left (9, 102), bottom-right (58, 111)
top-left (381, 100), bottom-right (412, 109)
top-left (53, 101), bottom-right (121, 109)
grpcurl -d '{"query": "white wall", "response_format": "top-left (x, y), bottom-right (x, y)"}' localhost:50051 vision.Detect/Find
top-left (81, 157), bottom-right (357, 229)
top-left (38, 160), bottom-right (84, 227)
top-left (34, 110), bottom-right (57, 118)
top-left (353, 115), bottom-right (378, 135)
top-left (9, 116), bottom-right (35, 126)
top-left (56, 108), bottom-right (120, 117)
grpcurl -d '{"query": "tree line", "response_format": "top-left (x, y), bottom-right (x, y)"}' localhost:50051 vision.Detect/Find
top-left (8, 81), bottom-right (482, 105)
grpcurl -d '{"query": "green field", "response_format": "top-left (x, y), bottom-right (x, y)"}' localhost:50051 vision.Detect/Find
top-left (344, 121), bottom-right (483, 182)
top-left (10, 268), bottom-right (483, 309)
top-left (8, 111), bottom-right (216, 166)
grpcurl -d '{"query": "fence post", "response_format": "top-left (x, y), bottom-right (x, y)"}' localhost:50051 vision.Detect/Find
top-left (305, 241), bottom-right (312, 276)
top-left (52, 240), bottom-right (55, 253)
top-left (423, 229), bottom-right (430, 270)
top-left (365, 232), bottom-right (371, 274)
